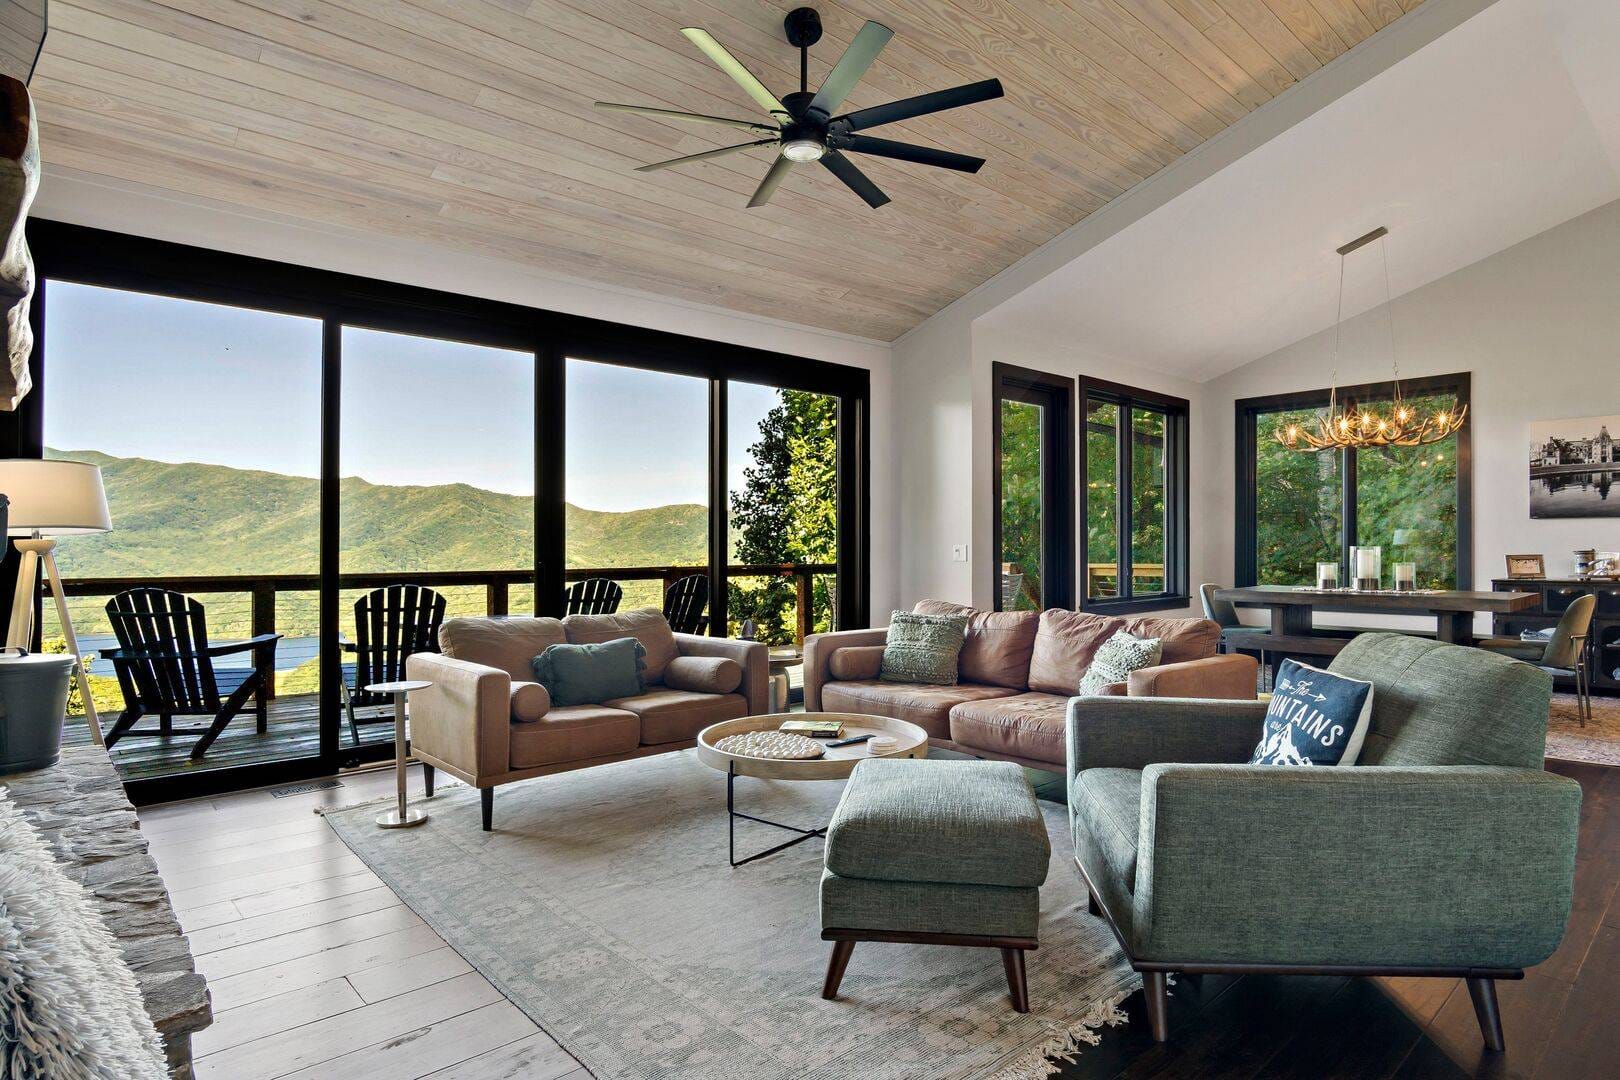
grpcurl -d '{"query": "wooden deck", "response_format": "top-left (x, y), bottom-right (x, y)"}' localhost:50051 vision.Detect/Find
top-left (61, 695), bottom-right (397, 784)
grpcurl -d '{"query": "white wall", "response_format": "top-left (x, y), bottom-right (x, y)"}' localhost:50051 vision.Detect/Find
top-left (31, 166), bottom-right (901, 616)
top-left (1201, 196), bottom-right (1620, 632)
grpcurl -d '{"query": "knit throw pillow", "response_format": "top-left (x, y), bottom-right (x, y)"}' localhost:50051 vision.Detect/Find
top-left (879, 610), bottom-right (969, 685)
top-left (1077, 629), bottom-right (1162, 695)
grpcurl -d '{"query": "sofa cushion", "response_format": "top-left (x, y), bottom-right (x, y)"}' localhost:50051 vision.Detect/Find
top-left (948, 692), bottom-right (1071, 765)
top-left (1329, 633), bottom-right (1552, 768)
top-left (604, 689), bottom-right (749, 745)
top-left (662, 656), bottom-right (741, 695)
top-left (531, 638), bottom-right (646, 706)
top-left (563, 609), bottom-right (679, 685)
top-left (913, 600), bottom-right (1039, 689)
top-left (880, 610), bottom-right (969, 685)
top-left (1027, 610), bottom-right (1118, 694)
top-left (440, 616), bottom-right (566, 682)
top-left (820, 680), bottom-right (1020, 740)
top-left (508, 705), bottom-right (640, 769)
top-left (828, 645), bottom-right (885, 681)
top-left (1028, 610), bottom-right (1221, 694)
top-left (1073, 768), bottom-right (1144, 893)
top-left (509, 681), bottom-right (550, 723)
top-left (826, 758), bottom-right (1050, 888)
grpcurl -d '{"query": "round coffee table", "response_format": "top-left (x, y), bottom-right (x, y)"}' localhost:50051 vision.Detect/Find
top-left (697, 712), bottom-right (927, 866)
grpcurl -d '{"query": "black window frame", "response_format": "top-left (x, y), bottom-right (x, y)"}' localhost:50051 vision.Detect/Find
top-left (1234, 371), bottom-right (1472, 588)
top-left (1079, 376), bottom-right (1190, 614)
top-left (2, 219), bottom-right (870, 804)
top-left (991, 363), bottom-right (1075, 611)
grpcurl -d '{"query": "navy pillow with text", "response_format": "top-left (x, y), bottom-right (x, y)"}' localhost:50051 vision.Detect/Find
top-left (1251, 659), bottom-right (1374, 767)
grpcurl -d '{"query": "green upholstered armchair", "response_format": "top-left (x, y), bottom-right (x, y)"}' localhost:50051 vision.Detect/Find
top-left (1066, 633), bottom-right (1580, 1051)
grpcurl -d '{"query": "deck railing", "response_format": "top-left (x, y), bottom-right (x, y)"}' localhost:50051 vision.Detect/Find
top-left (55, 564), bottom-right (834, 709)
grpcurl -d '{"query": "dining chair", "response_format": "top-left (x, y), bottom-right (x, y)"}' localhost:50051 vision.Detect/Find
top-left (1476, 593), bottom-right (1596, 727)
top-left (564, 577), bottom-right (623, 615)
top-left (1200, 583), bottom-right (1270, 679)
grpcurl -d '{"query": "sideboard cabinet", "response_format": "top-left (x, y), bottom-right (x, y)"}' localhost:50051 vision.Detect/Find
top-left (1491, 577), bottom-right (1620, 695)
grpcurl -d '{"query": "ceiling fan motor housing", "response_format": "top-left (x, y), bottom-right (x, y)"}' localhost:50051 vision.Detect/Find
top-left (784, 7), bottom-right (823, 48)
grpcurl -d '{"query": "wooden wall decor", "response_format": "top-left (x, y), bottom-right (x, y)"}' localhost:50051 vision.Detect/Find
top-left (29, 1), bottom-right (1424, 341)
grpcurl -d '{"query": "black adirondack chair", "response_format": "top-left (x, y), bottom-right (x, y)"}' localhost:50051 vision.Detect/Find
top-left (102, 588), bottom-right (282, 759)
top-left (564, 577), bottom-right (622, 615)
top-left (340, 584), bottom-right (447, 746)
top-left (663, 574), bottom-right (709, 634)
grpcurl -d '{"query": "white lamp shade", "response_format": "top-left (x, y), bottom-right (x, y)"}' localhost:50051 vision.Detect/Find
top-left (0, 459), bottom-right (113, 535)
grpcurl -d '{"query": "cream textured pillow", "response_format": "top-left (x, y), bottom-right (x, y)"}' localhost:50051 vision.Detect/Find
top-left (1078, 630), bottom-right (1162, 695)
top-left (879, 610), bottom-right (969, 685)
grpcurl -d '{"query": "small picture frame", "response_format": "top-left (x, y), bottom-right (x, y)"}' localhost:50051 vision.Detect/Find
top-left (1505, 554), bottom-right (1546, 579)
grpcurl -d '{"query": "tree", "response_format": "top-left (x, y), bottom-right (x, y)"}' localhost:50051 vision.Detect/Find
top-left (728, 390), bottom-right (838, 644)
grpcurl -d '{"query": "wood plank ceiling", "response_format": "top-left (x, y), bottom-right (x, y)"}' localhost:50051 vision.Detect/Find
top-left (31, 0), bottom-right (1424, 341)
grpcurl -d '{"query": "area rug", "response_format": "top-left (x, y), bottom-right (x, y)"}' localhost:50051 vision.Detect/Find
top-left (1546, 691), bottom-right (1620, 767)
top-left (323, 751), bottom-right (1139, 1080)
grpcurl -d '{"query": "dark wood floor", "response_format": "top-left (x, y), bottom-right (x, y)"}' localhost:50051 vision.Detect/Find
top-left (1045, 758), bottom-right (1619, 1079)
top-left (61, 694), bottom-right (397, 782)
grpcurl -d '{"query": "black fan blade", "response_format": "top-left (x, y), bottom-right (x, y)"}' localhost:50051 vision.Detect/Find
top-left (594, 102), bottom-right (777, 134)
top-left (747, 155), bottom-right (794, 208)
top-left (808, 21), bottom-right (893, 117)
top-left (838, 78), bottom-right (1004, 133)
top-left (637, 139), bottom-right (777, 173)
top-left (834, 134), bottom-right (984, 173)
top-left (820, 150), bottom-right (889, 208)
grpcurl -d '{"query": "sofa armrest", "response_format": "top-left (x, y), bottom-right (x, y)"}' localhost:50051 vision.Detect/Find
top-left (673, 634), bottom-right (768, 715)
top-left (1130, 764), bottom-right (1581, 968)
top-left (802, 628), bottom-right (890, 710)
top-left (1128, 654), bottom-right (1257, 699)
top-left (405, 653), bottom-right (513, 783)
top-left (1066, 697), bottom-right (1266, 779)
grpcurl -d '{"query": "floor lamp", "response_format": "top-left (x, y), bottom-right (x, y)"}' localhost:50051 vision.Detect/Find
top-left (0, 459), bottom-right (113, 747)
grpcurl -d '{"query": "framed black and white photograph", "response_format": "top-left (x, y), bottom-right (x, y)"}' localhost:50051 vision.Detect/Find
top-left (1529, 415), bottom-right (1620, 518)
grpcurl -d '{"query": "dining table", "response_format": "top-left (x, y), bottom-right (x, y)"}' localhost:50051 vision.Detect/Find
top-left (1214, 584), bottom-right (1539, 657)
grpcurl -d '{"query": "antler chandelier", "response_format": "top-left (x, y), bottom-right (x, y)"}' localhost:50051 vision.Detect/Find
top-left (1274, 227), bottom-right (1467, 452)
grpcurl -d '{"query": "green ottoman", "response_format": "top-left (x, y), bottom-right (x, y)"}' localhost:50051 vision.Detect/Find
top-left (819, 758), bottom-right (1051, 1012)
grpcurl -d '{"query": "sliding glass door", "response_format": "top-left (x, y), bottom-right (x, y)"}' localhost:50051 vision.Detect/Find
top-left (993, 364), bottom-right (1074, 611)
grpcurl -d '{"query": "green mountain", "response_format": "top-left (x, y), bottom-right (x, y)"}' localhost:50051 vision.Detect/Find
top-left (44, 449), bottom-right (707, 634)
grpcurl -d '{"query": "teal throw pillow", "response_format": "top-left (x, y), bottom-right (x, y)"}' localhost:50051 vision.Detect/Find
top-left (531, 637), bottom-right (647, 706)
top-left (879, 610), bottom-right (968, 685)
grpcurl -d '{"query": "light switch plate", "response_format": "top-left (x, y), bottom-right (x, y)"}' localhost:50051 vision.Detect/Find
top-left (951, 544), bottom-right (968, 562)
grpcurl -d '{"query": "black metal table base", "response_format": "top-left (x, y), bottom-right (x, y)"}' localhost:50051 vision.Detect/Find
top-left (727, 764), bottom-right (828, 867)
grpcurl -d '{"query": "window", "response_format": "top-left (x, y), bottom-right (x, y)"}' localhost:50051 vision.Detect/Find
top-left (993, 364), bottom-right (1074, 611)
top-left (1237, 374), bottom-right (1470, 589)
top-left (1081, 378), bottom-right (1189, 612)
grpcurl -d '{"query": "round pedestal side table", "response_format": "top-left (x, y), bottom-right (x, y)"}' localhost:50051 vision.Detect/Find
top-left (366, 679), bottom-right (432, 829)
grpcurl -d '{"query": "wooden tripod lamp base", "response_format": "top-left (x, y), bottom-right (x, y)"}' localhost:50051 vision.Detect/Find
top-left (6, 536), bottom-right (105, 747)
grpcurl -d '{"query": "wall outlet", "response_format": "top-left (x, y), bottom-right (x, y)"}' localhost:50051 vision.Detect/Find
top-left (951, 544), bottom-right (968, 563)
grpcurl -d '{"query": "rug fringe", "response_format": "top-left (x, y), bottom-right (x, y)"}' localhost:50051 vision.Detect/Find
top-left (984, 986), bottom-right (1137, 1080)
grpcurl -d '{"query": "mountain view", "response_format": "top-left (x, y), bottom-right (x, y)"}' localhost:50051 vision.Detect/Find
top-left (46, 448), bottom-right (707, 637)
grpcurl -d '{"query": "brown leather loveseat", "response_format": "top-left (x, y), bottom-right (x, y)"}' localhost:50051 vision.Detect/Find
top-left (803, 599), bottom-right (1256, 772)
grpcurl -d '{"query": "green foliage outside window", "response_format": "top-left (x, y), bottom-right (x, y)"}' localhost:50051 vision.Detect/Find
top-left (727, 390), bottom-right (838, 644)
top-left (998, 399), bottom-right (1043, 611)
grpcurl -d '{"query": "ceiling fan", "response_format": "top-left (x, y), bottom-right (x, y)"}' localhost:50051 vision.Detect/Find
top-left (594, 7), bottom-right (1003, 209)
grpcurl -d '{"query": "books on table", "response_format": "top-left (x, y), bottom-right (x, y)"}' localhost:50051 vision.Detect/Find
top-left (779, 718), bottom-right (844, 739)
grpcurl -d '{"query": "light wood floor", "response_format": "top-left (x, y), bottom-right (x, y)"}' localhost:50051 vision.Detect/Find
top-left (140, 765), bottom-right (588, 1080)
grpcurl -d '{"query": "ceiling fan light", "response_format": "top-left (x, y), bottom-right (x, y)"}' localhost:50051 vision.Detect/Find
top-left (781, 138), bottom-right (825, 162)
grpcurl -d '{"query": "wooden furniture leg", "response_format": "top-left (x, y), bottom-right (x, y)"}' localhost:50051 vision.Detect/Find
top-left (1468, 977), bottom-right (1505, 1051)
top-left (1434, 611), bottom-right (1474, 645)
top-left (422, 763), bottom-right (435, 797)
top-left (1002, 948), bottom-right (1030, 1013)
top-left (1143, 970), bottom-right (1170, 1042)
top-left (822, 940), bottom-right (855, 1000)
top-left (1088, 889), bottom-right (1102, 916)
top-left (481, 786), bottom-right (494, 831)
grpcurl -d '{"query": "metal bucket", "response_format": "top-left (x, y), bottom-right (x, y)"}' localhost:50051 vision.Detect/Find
top-left (0, 649), bottom-right (74, 774)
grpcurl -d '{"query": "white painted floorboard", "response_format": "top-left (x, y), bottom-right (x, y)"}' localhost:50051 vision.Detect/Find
top-left (140, 765), bottom-right (585, 1080)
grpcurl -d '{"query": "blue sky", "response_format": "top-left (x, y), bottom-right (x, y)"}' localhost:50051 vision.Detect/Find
top-left (44, 281), bottom-right (784, 512)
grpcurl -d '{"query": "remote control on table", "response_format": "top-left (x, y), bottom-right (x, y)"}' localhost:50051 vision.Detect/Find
top-left (826, 734), bottom-right (874, 748)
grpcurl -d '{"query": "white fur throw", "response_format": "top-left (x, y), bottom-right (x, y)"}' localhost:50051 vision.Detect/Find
top-left (0, 789), bottom-right (167, 1079)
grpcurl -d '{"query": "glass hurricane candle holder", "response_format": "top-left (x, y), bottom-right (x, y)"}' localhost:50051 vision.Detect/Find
top-left (1393, 561), bottom-right (1417, 592)
top-left (1351, 545), bottom-right (1382, 591)
top-left (1316, 561), bottom-right (1340, 591)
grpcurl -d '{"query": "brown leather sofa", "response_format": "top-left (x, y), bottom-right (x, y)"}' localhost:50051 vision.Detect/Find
top-left (406, 610), bottom-right (767, 829)
top-left (803, 600), bottom-right (1256, 772)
